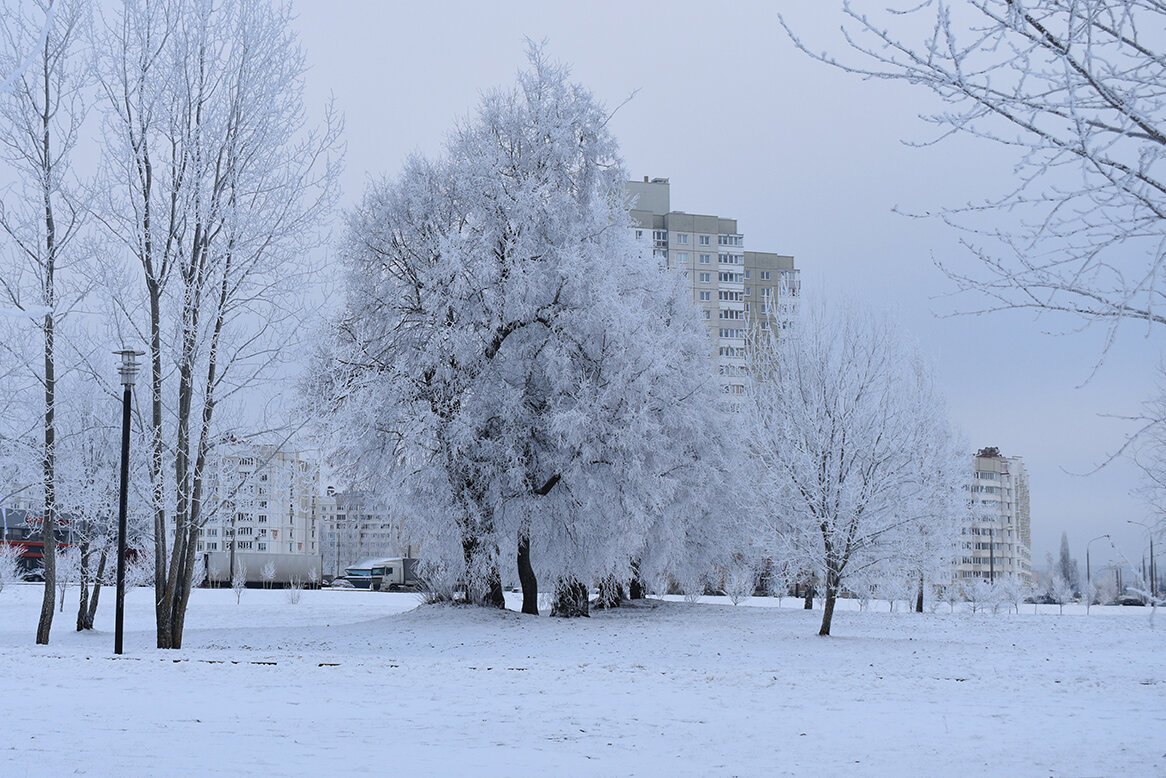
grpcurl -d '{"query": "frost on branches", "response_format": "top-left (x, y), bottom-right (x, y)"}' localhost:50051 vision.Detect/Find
top-left (309, 46), bottom-right (738, 617)
top-left (749, 300), bottom-right (964, 635)
top-left (784, 1), bottom-right (1166, 333)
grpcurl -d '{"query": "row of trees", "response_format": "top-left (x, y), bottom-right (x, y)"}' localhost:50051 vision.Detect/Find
top-left (308, 45), bottom-right (969, 636)
top-left (0, 0), bottom-right (340, 647)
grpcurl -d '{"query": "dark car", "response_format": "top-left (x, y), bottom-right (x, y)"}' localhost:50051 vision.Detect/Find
top-left (1116, 594), bottom-right (1145, 606)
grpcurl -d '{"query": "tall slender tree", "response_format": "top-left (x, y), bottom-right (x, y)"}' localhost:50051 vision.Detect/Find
top-left (0, 0), bottom-right (91, 644)
top-left (95, 0), bottom-right (341, 648)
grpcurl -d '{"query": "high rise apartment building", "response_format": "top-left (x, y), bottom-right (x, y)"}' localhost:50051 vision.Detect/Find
top-left (197, 443), bottom-right (321, 558)
top-left (957, 447), bottom-right (1033, 583)
top-left (627, 177), bottom-right (799, 394)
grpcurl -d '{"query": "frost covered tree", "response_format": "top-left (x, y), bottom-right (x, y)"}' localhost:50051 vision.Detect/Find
top-left (231, 559), bottom-right (246, 605)
top-left (309, 45), bottom-right (736, 618)
top-left (723, 556), bottom-right (758, 606)
top-left (1049, 571), bottom-right (1075, 614)
top-left (750, 299), bottom-right (966, 635)
top-left (94, 0), bottom-right (341, 648)
top-left (55, 544), bottom-right (79, 612)
top-left (784, 1), bottom-right (1166, 334)
top-left (1133, 378), bottom-right (1166, 534)
top-left (0, 0), bottom-right (92, 645)
top-left (52, 381), bottom-right (127, 631)
top-left (0, 541), bottom-right (22, 594)
top-left (261, 560), bottom-right (276, 590)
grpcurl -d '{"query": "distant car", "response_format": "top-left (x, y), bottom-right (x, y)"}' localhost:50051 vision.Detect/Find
top-left (1116, 595), bottom-right (1145, 606)
top-left (325, 578), bottom-right (355, 589)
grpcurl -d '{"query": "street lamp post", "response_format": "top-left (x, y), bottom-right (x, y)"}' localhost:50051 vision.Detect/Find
top-left (114, 348), bottom-right (143, 655)
top-left (1127, 521), bottom-right (1157, 599)
top-left (1086, 534), bottom-right (1110, 589)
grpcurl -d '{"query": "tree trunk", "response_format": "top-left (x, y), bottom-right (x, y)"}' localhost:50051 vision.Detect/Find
top-left (594, 576), bottom-right (624, 609)
top-left (551, 577), bottom-right (589, 617)
top-left (628, 561), bottom-right (644, 600)
top-left (35, 313), bottom-right (57, 645)
top-left (819, 584), bottom-right (837, 636)
top-left (83, 548), bottom-right (108, 630)
top-left (516, 532), bottom-right (538, 615)
top-left (803, 582), bottom-right (814, 610)
top-left (76, 543), bottom-right (90, 631)
top-left (915, 572), bottom-right (924, 613)
top-left (484, 570), bottom-right (505, 609)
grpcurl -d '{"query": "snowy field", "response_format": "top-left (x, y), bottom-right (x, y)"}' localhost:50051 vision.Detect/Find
top-left (1, 584), bottom-right (1162, 777)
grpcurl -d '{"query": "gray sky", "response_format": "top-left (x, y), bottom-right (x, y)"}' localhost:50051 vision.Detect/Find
top-left (288, 1), bottom-right (1159, 571)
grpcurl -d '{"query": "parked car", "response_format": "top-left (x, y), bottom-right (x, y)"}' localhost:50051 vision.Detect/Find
top-left (1116, 594), bottom-right (1145, 606)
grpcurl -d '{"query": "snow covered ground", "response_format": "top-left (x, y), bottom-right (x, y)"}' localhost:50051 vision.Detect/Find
top-left (1, 584), bottom-right (1162, 777)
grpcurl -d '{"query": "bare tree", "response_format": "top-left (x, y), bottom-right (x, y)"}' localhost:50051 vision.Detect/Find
top-left (750, 298), bottom-right (966, 636)
top-left (95, 0), bottom-right (340, 648)
top-left (785, 1), bottom-right (1165, 333)
top-left (1133, 376), bottom-right (1166, 533)
top-left (260, 560), bottom-right (275, 590)
top-left (55, 544), bottom-right (79, 612)
top-left (0, 0), bottom-right (92, 644)
top-left (0, 541), bottom-right (22, 594)
top-left (231, 558), bottom-right (246, 605)
top-left (1050, 570), bottom-right (1076, 614)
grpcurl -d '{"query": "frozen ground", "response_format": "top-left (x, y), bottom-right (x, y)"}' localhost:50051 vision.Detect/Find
top-left (1, 584), bottom-right (1162, 777)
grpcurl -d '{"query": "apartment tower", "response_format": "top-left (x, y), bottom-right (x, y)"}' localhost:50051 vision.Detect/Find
top-left (959, 446), bottom-right (1033, 583)
top-left (627, 177), bottom-right (799, 395)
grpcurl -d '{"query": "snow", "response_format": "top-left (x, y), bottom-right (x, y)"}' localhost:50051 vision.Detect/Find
top-left (1, 584), bottom-right (1162, 776)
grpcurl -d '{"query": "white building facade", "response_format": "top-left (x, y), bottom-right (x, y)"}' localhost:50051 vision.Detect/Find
top-left (958, 446), bottom-right (1033, 584)
top-left (197, 443), bottom-right (321, 559)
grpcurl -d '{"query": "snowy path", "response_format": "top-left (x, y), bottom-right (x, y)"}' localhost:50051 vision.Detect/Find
top-left (1, 586), bottom-right (1162, 776)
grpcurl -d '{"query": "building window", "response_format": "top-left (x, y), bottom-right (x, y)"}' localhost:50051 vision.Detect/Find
top-left (635, 229), bottom-right (643, 239)
top-left (699, 272), bottom-right (711, 282)
top-left (676, 252), bottom-right (689, 263)
top-left (699, 254), bottom-right (710, 264)
top-left (699, 235), bottom-right (710, 245)
top-left (761, 271), bottom-right (771, 280)
top-left (258, 542), bottom-right (267, 551)
top-left (652, 230), bottom-right (667, 242)
top-left (703, 310), bottom-right (711, 319)
top-left (699, 291), bottom-right (711, 301)
top-left (675, 233), bottom-right (689, 244)
top-left (258, 515), bottom-right (267, 523)
top-left (744, 270), bottom-right (751, 279)
top-left (237, 541), bottom-right (253, 550)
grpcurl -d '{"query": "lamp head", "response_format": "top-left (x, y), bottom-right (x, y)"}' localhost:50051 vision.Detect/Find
top-left (114, 348), bottom-right (146, 387)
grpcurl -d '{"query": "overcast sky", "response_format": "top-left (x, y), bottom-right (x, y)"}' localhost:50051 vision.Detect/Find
top-left (285, 2), bottom-right (1160, 570)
